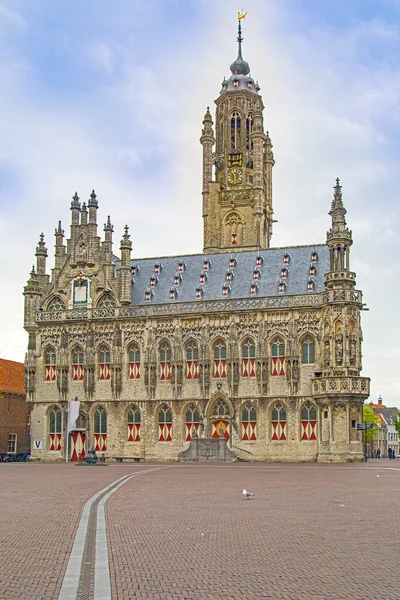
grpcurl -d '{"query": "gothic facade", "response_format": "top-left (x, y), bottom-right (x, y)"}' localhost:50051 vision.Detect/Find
top-left (24, 22), bottom-right (370, 463)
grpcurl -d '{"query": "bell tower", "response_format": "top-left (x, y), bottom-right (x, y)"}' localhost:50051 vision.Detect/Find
top-left (201, 15), bottom-right (275, 254)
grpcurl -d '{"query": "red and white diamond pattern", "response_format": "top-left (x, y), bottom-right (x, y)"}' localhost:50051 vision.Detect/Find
top-left (211, 420), bottom-right (229, 441)
top-left (271, 357), bottom-right (285, 376)
top-left (271, 421), bottom-right (286, 441)
top-left (242, 421), bottom-right (257, 441)
top-left (128, 423), bottom-right (141, 442)
top-left (45, 366), bottom-right (57, 382)
top-left (159, 423), bottom-right (172, 442)
top-left (128, 362), bottom-right (141, 380)
top-left (99, 364), bottom-right (110, 380)
top-left (94, 433), bottom-right (107, 452)
top-left (72, 365), bottom-right (84, 381)
top-left (160, 361), bottom-right (171, 381)
top-left (186, 360), bottom-right (199, 379)
top-left (185, 422), bottom-right (200, 442)
top-left (213, 359), bottom-right (227, 378)
top-left (49, 433), bottom-right (62, 451)
top-left (70, 431), bottom-right (86, 461)
top-left (301, 420), bottom-right (317, 441)
top-left (242, 358), bottom-right (256, 378)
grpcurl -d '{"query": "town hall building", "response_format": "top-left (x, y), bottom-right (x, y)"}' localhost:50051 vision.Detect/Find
top-left (24, 20), bottom-right (370, 462)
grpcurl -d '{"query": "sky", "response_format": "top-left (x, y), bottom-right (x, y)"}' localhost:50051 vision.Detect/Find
top-left (0, 0), bottom-right (400, 406)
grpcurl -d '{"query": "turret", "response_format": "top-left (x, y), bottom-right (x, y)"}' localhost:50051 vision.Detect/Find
top-left (200, 106), bottom-right (215, 242)
top-left (102, 216), bottom-right (114, 281)
top-left (35, 233), bottom-right (47, 276)
top-left (23, 266), bottom-right (41, 329)
top-left (325, 178), bottom-right (355, 290)
top-left (69, 192), bottom-right (81, 252)
top-left (80, 202), bottom-right (88, 225)
top-left (119, 225), bottom-right (132, 304)
top-left (54, 221), bottom-right (66, 270)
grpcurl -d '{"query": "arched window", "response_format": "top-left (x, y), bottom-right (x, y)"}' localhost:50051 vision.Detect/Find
top-left (48, 297), bottom-right (65, 311)
top-left (45, 347), bottom-right (57, 381)
top-left (158, 404), bottom-right (172, 442)
top-left (94, 406), bottom-right (107, 451)
top-left (49, 406), bottom-right (62, 450)
top-left (97, 294), bottom-right (116, 308)
top-left (212, 399), bottom-right (230, 418)
top-left (159, 343), bottom-right (172, 380)
top-left (128, 345), bottom-right (141, 380)
top-left (127, 406), bottom-right (141, 442)
top-left (213, 340), bottom-right (227, 378)
top-left (99, 346), bottom-right (111, 380)
top-left (186, 342), bottom-right (199, 379)
top-left (271, 402), bottom-right (287, 441)
top-left (242, 403), bottom-right (257, 441)
top-left (271, 337), bottom-right (285, 376)
top-left (231, 112), bottom-right (241, 149)
top-left (72, 347), bottom-right (84, 381)
top-left (301, 401), bottom-right (317, 440)
top-left (245, 115), bottom-right (253, 150)
top-left (185, 404), bottom-right (201, 441)
top-left (301, 337), bottom-right (315, 365)
top-left (242, 338), bottom-right (256, 377)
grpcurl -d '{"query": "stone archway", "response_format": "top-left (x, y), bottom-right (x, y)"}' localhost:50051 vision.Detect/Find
top-left (208, 396), bottom-right (232, 441)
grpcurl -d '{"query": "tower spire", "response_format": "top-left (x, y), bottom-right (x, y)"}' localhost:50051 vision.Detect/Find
top-left (230, 13), bottom-right (250, 76)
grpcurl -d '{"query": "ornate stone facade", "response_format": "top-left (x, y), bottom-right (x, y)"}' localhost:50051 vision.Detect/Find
top-left (24, 22), bottom-right (369, 463)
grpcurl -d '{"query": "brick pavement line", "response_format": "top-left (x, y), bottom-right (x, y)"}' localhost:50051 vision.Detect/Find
top-left (58, 467), bottom-right (167, 600)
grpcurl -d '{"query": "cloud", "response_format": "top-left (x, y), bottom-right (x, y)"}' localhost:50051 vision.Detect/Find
top-left (87, 41), bottom-right (114, 73)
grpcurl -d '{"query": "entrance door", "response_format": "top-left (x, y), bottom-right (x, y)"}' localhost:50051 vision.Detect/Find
top-left (70, 431), bottom-right (86, 461)
top-left (212, 420), bottom-right (230, 441)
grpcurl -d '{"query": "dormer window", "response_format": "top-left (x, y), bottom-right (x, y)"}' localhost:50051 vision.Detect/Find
top-left (150, 276), bottom-right (157, 287)
top-left (250, 283), bottom-right (258, 296)
top-left (311, 252), bottom-right (318, 263)
top-left (309, 266), bottom-right (316, 276)
top-left (199, 271), bottom-right (207, 285)
top-left (233, 79), bottom-right (239, 87)
top-left (247, 81), bottom-right (253, 89)
top-left (281, 268), bottom-right (288, 279)
top-left (278, 283), bottom-right (286, 293)
top-left (283, 254), bottom-right (290, 264)
top-left (231, 233), bottom-right (237, 245)
top-left (195, 287), bottom-right (203, 299)
top-left (256, 255), bottom-right (263, 266)
top-left (178, 261), bottom-right (185, 273)
top-left (226, 271), bottom-right (233, 282)
top-left (145, 289), bottom-right (152, 302)
top-left (174, 273), bottom-right (181, 286)
top-left (229, 257), bottom-right (237, 268)
top-left (131, 265), bottom-right (137, 277)
top-left (307, 280), bottom-right (314, 291)
top-left (222, 284), bottom-right (230, 297)
top-left (203, 260), bottom-right (210, 271)
top-left (169, 287), bottom-right (177, 300)
top-left (154, 262), bottom-right (162, 275)
top-left (253, 268), bottom-right (261, 281)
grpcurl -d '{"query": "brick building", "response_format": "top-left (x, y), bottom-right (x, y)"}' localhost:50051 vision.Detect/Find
top-left (0, 359), bottom-right (30, 455)
top-left (24, 19), bottom-right (370, 463)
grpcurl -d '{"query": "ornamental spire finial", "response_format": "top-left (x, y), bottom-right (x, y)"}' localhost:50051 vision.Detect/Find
top-left (230, 12), bottom-right (250, 76)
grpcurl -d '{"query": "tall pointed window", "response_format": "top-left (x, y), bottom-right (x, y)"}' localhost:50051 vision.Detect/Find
top-left (45, 347), bottom-right (57, 382)
top-left (128, 345), bottom-right (141, 380)
top-left (49, 406), bottom-right (62, 451)
top-left (159, 343), bottom-right (172, 380)
top-left (301, 337), bottom-right (315, 365)
top-left (271, 337), bottom-right (285, 376)
top-left (72, 347), bottom-right (84, 381)
top-left (231, 112), bottom-right (241, 149)
top-left (301, 401), bottom-right (317, 441)
top-left (242, 338), bottom-right (256, 377)
top-left (245, 115), bottom-right (253, 150)
top-left (213, 340), bottom-right (227, 378)
top-left (99, 346), bottom-right (111, 380)
top-left (94, 406), bottom-right (107, 451)
top-left (127, 406), bottom-right (141, 442)
top-left (158, 404), bottom-right (172, 442)
top-left (271, 402), bottom-right (287, 441)
top-left (242, 403), bottom-right (257, 441)
top-left (186, 342), bottom-right (199, 380)
top-left (185, 404), bottom-right (201, 441)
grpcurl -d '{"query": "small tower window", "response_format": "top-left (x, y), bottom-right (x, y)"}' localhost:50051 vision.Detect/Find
top-left (222, 284), bottom-right (230, 297)
top-left (226, 271), bottom-right (233, 282)
top-left (253, 268), bottom-right (261, 281)
top-left (250, 283), bottom-right (258, 296)
top-left (229, 257), bottom-right (237, 268)
top-left (283, 254), bottom-right (290, 264)
top-left (178, 261), bottom-right (185, 273)
top-left (150, 276), bottom-right (157, 287)
top-left (174, 273), bottom-right (181, 286)
top-left (154, 262), bottom-right (162, 275)
top-left (203, 260), bottom-right (210, 271)
top-left (195, 287), bottom-right (203, 299)
top-left (131, 265), bottom-right (137, 277)
top-left (145, 289), bottom-right (152, 302)
top-left (279, 282), bottom-right (286, 293)
top-left (311, 252), bottom-right (318, 263)
top-left (307, 280), bottom-right (314, 291)
top-left (169, 287), bottom-right (177, 300)
top-left (309, 266), bottom-right (316, 276)
top-left (256, 255), bottom-right (263, 266)
top-left (281, 268), bottom-right (288, 279)
top-left (231, 233), bottom-right (237, 245)
top-left (199, 272), bottom-right (207, 285)
top-left (233, 79), bottom-right (239, 87)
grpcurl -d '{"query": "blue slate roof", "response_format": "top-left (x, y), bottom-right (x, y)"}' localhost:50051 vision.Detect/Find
top-left (119, 245), bottom-right (329, 305)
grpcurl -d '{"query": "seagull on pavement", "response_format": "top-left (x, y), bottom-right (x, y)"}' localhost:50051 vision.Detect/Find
top-left (243, 489), bottom-right (254, 498)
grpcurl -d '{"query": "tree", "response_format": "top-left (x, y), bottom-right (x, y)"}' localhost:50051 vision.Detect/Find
top-left (395, 413), bottom-right (400, 437)
top-left (363, 406), bottom-right (381, 443)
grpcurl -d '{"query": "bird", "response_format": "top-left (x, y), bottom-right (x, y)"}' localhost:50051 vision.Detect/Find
top-left (243, 489), bottom-right (254, 498)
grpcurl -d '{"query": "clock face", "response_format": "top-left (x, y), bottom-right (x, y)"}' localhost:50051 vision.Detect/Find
top-left (227, 168), bottom-right (243, 185)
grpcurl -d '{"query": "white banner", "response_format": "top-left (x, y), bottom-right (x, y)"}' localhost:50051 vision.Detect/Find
top-left (68, 400), bottom-right (80, 432)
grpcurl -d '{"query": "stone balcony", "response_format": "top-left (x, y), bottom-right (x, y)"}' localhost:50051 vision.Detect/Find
top-left (312, 375), bottom-right (370, 399)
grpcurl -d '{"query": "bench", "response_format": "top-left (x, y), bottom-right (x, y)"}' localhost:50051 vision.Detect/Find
top-left (114, 456), bottom-right (143, 463)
